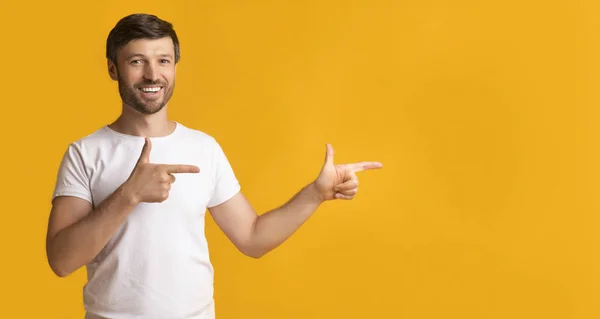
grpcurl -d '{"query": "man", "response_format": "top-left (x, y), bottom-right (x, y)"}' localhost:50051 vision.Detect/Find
top-left (46, 13), bottom-right (382, 319)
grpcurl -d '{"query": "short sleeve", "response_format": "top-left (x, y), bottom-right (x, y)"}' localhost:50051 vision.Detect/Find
top-left (52, 143), bottom-right (93, 204)
top-left (207, 139), bottom-right (241, 208)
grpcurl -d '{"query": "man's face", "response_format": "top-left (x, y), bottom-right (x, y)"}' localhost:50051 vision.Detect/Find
top-left (109, 37), bottom-right (176, 114)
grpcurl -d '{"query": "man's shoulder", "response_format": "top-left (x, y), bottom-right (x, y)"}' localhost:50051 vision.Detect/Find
top-left (65, 125), bottom-right (115, 150)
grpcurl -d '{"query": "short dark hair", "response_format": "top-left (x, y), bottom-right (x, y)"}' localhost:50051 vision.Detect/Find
top-left (106, 13), bottom-right (180, 64)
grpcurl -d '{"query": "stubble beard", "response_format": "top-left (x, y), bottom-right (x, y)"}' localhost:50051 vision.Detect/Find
top-left (117, 74), bottom-right (175, 115)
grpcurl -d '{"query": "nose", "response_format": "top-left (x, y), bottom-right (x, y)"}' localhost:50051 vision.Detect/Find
top-left (143, 63), bottom-right (159, 82)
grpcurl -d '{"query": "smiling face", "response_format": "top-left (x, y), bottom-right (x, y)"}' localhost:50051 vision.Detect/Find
top-left (108, 37), bottom-right (176, 114)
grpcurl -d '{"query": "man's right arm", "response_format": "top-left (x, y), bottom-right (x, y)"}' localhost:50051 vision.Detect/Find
top-left (46, 137), bottom-right (200, 277)
top-left (46, 184), bottom-right (137, 277)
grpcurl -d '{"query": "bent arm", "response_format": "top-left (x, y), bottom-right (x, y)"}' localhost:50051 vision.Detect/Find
top-left (46, 185), bottom-right (137, 277)
top-left (209, 183), bottom-right (323, 258)
top-left (208, 143), bottom-right (381, 259)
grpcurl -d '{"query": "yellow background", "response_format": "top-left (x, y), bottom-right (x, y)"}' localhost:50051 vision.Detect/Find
top-left (1, 0), bottom-right (599, 318)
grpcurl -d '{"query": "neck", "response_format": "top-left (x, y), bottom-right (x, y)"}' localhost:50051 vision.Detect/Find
top-left (108, 103), bottom-right (176, 137)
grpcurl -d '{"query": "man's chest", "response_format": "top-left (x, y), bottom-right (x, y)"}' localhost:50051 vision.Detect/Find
top-left (87, 144), bottom-right (215, 216)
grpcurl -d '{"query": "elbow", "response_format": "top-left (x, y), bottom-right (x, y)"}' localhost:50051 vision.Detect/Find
top-left (46, 248), bottom-right (74, 278)
top-left (54, 269), bottom-right (72, 278)
top-left (245, 250), bottom-right (266, 259)
top-left (46, 237), bottom-right (77, 278)
top-left (48, 259), bottom-right (73, 278)
top-left (239, 244), bottom-right (267, 259)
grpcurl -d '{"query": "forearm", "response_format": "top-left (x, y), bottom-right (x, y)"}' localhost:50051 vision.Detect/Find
top-left (47, 185), bottom-right (137, 276)
top-left (248, 183), bottom-right (323, 257)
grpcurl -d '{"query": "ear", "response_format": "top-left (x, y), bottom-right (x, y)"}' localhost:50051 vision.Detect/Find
top-left (107, 59), bottom-right (118, 81)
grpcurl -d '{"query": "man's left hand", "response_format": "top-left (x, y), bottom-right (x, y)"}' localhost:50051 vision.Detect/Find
top-left (313, 144), bottom-right (383, 201)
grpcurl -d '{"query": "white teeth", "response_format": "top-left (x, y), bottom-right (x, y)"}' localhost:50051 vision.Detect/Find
top-left (141, 87), bottom-right (161, 93)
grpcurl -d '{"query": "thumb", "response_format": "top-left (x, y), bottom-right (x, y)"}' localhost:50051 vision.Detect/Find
top-left (323, 143), bottom-right (334, 167)
top-left (137, 137), bottom-right (152, 164)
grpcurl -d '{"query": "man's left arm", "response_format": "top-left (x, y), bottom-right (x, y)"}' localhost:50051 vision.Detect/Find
top-left (208, 144), bottom-right (382, 258)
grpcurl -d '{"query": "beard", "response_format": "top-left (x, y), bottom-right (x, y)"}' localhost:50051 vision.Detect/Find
top-left (117, 74), bottom-right (175, 115)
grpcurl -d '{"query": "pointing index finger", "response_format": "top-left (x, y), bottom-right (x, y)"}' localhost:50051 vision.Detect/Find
top-left (164, 164), bottom-right (201, 174)
top-left (347, 161), bottom-right (383, 172)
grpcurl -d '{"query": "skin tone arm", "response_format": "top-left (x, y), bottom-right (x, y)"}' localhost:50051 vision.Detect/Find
top-left (209, 144), bottom-right (383, 258)
top-left (46, 138), bottom-right (199, 277)
top-left (46, 189), bottom-right (136, 277)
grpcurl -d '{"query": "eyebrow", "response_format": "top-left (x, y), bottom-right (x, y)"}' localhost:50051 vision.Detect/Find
top-left (125, 53), bottom-right (174, 60)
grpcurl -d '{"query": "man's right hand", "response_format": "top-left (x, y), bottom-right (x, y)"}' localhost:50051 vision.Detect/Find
top-left (123, 137), bottom-right (200, 204)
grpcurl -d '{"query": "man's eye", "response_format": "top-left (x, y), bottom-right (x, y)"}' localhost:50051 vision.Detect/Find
top-left (161, 59), bottom-right (171, 63)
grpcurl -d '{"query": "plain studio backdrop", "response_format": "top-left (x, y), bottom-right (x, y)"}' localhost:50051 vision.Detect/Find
top-left (1, 1), bottom-right (600, 318)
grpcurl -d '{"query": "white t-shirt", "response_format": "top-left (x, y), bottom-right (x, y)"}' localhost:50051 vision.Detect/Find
top-left (51, 122), bottom-right (241, 319)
